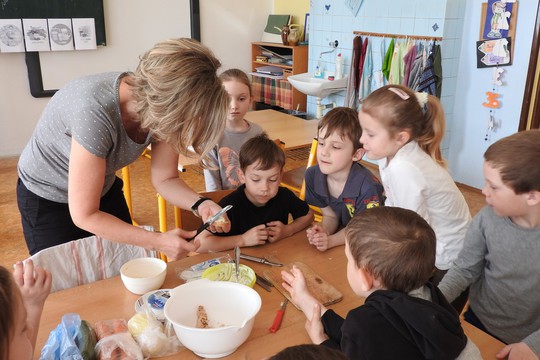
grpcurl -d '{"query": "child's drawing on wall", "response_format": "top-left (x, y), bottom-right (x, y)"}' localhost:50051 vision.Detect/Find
top-left (483, 0), bottom-right (513, 39)
top-left (476, 38), bottom-right (511, 68)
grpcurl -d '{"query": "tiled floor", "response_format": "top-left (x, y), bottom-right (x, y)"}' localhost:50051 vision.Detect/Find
top-left (0, 150), bottom-right (485, 268)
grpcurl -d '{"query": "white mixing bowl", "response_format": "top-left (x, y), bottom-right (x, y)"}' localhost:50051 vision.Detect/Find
top-left (120, 257), bottom-right (167, 295)
top-left (164, 279), bottom-right (262, 358)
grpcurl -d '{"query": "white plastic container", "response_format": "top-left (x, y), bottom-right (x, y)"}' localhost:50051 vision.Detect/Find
top-left (120, 257), bottom-right (167, 295)
top-left (335, 53), bottom-right (343, 80)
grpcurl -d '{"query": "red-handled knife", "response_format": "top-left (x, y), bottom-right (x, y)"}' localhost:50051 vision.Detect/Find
top-left (269, 299), bottom-right (288, 333)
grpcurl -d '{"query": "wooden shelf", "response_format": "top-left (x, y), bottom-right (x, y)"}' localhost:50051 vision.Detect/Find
top-left (252, 61), bottom-right (292, 70)
top-left (251, 42), bottom-right (308, 111)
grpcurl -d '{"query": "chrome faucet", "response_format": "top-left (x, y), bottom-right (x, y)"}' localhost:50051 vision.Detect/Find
top-left (319, 40), bottom-right (339, 57)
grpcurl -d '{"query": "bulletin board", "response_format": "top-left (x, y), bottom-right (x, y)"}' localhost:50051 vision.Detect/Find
top-left (0, 0), bottom-right (106, 46)
top-left (479, 1), bottom-right (518, 59)
top-left (0, 0), bottom-right (198, 98)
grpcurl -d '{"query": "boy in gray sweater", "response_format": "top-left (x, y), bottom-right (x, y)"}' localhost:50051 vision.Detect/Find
top-left (439, 130), bottom-right (540, 360)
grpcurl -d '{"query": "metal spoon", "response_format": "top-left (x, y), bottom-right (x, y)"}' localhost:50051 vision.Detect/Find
top-left (234, 246), bottom-right (240, 283)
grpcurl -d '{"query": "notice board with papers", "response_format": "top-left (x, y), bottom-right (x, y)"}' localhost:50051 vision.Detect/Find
top-left (0, 0), bottom-right (106, 45)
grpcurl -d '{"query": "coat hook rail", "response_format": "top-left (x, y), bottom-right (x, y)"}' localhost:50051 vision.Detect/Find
top-left (353, 31), bottom-right (442, 41)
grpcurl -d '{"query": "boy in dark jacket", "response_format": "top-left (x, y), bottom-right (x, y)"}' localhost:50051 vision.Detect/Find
top-left (282, 206), bottom-right (481, 359)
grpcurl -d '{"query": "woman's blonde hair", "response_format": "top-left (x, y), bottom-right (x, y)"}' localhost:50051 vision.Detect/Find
top-left (129, 38), bottom-right (229, 164)
top-left (361, 84), bottom-right (447, 167)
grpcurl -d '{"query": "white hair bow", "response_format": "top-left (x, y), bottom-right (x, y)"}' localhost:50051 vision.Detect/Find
top-left (415, 91), bottom-right (429, 108)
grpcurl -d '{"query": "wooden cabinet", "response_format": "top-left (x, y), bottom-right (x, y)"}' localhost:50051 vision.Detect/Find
top-left (251, 42), bottom-right (308, 111)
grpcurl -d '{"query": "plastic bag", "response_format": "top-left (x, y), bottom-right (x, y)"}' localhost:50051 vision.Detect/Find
top-left (128, 311), bottom-right (182, 358)
top-left (94, 319), bottom-right (143, 360)
top-left (40, 313), bottom-right (83, 360)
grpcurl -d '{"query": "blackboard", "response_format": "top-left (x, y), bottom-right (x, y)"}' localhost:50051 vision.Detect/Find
top-left (0, 0), bottom-right (106, 45)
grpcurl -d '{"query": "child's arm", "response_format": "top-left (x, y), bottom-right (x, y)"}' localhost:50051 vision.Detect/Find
top-left (195, 224), bottom-right (268, 252)
top-left (306, 207), bottom-right (342, 251)
top-left (12, 259), bottom-right (52, 351)
top-left (305, 303), bottom-right (330, 345)
top-left (319, 206), bottom-right (340, 234)
top-left (281, 265), bottom-right (329, 344)
top-left (281, 266), bottom-right (329, 344)
top-left (281, 266), bottom-right (328, 319)
top-left (438, 213), bottom-right (487, 301)
top-left (266, 209), bottom-right (314, 242)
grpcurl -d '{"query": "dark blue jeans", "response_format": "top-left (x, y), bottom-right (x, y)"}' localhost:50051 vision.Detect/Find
top-left (17, 177), bottom-right (132, 255)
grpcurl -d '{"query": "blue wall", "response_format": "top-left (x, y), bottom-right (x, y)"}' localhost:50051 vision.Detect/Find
top-left (448, 1), bottom-right (537, 188)
top-left (307, 0), bottom-right (537, 188)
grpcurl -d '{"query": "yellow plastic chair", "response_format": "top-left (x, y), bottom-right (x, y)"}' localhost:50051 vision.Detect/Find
top-left (281, 138), bottom-right (317, 197)
top-left (280, 138), bottom-right (322, 221)
top-left (275, 138), bottom-right (285, 150)
top-left (120, 146), bottom-right (151, 226)
top-left (121, 165), bottom-right (139, 226)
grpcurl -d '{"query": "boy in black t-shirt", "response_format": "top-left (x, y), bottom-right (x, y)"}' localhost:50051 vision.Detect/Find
top-left (196, 132), bottom-right (313, 252)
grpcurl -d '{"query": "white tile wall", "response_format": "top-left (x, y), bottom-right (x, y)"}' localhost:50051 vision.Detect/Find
top-left (304, 0), bottom-right (466, 157)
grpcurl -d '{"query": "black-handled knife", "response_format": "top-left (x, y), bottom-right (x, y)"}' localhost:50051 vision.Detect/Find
top-left (186, 205), bottom-right (232, 241)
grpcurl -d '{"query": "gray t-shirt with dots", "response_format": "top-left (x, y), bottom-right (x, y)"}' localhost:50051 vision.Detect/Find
top-left (18, 72), bottom-right (151, 203)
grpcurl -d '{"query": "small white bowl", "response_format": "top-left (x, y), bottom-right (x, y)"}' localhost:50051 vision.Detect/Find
top-left (164, 279), bottom-right (261, 358)
top-left (120, 257), bottom-right (167, 295)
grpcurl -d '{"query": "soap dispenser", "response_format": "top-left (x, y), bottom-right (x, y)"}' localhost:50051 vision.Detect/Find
top-left (335, 53), bottom-right (343, 80)
top-left (314, 59), bottom-right (325, 79)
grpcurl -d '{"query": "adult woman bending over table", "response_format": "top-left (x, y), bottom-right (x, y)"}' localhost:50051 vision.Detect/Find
top-left (16, 38), bottom-right (230, 260)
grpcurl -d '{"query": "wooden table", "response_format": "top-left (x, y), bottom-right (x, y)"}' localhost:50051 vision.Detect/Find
top-left (245, 109), bottom-right (319, 150)
top-left (177, 109), bottom-right (319, 170)
top-left (35, 231), bottom-right (504, 359)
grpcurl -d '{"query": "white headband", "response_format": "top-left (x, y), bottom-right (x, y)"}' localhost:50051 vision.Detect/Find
top-left (415, 91), bottom-right (429, 108)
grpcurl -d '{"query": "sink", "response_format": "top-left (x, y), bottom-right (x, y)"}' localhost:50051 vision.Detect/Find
top-left (287, 73), bottom-right (348, 99)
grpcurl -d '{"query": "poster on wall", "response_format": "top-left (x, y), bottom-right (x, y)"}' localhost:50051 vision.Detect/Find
top-left (481, 0), bottom-right (517, 40)
top-left (344, 0), bottom-right (365, 17)
top-left (22, 19), bottom-right (51, 52)
top-left (72, 18), bottom-right (97, 50)
top-left (476, 37), bottom-right (511, 68)
top-left (48, 18), bottom-right (74, 51)
top-left (0, 19), bottom-right (25, 52)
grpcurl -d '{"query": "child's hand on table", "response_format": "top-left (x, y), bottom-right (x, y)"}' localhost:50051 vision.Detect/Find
top-left (281, 265), bottom-right (321, 318)
top-left (241, 224), bottom-right (268, 247)
top-left (266, 221), bottom-right (287, 243)
top-left (306, 224), bottom-right (331, 251)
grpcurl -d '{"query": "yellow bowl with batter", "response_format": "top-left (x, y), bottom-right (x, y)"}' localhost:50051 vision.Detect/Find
top-left (202, 263), bottom-right (256, 288)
